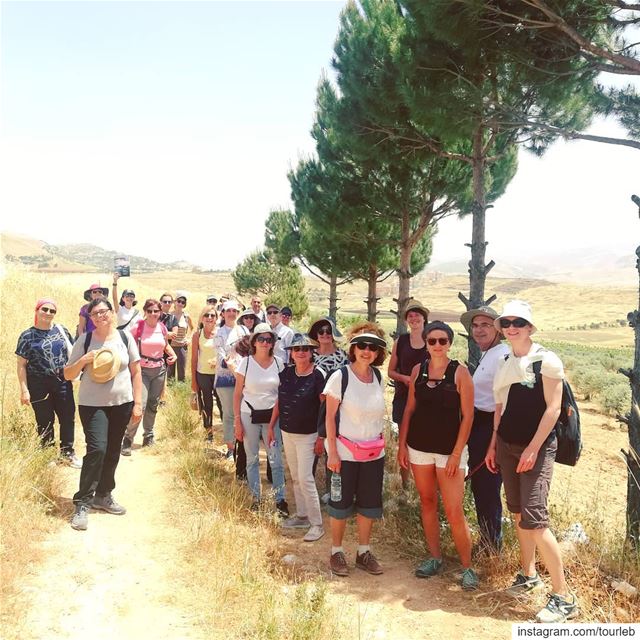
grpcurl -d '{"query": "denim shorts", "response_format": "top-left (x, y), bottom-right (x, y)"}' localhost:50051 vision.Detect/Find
top-left (496, 434), bottom-right (557, 530)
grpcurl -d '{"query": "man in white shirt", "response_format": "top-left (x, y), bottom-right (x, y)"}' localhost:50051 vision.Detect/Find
top-left (251, 296), bottom-right (267, 323)
top-left (266, 304), bottom-right (294, 364)
top-left (460, 305), bottom-right (509, 553)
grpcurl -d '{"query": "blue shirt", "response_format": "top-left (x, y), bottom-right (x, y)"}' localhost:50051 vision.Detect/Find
top-left (16, 325), bottom-right (74, 378)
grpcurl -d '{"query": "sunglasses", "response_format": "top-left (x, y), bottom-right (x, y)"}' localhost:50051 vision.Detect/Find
top-left (499, 318), bottom-right (529, 329)
top-left (91, 289), bottom-right (104, 295)
top-left (203, 313), bottom-right (217, 318)
top-left (317, 327), bottom-right (332, 336)
top-left (292, 346), bottom-right (311, 352)
top-left (255, 336), bottom-right (273, 344)
top-left (90, 308), bottom-right (111, 318)
top-left (40, 307), bottom-right (57, 315)
top-left (267, 310), bottom-right (279, 315)
top-left (147, 309), bottom-right (161, 314)
top-left (427, 337), bottom-right (449, 346)
top-left (176, 299), bottom-right (186, 304)
top-left (355, 342), bottom-right (379, 352)
top-left (161, 299), bottom-right (173, 304)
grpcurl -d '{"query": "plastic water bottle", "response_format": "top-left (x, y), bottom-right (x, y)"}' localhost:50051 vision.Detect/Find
top-left (330, 472), bottom-right (342, 502)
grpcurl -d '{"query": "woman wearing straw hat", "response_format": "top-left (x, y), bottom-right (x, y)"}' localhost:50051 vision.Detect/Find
top-left (77, 283), bottom-right (109, 336)
top-left (16, 298), bottom-right (81, 468)
top-left (486, 300), bottom-right (577, 623)
top-left (111, 272), bottom-right (139, 331)
top-left (233, 322), bottom-right (288, 515)
top-left (397, 321), bottom-right (478, 590)
top-left (267, 333), bottom-right (326, 542)
top-left (64, 297), bottom-right (142, 531)
top-left (325, 322), bottom-right (387, 577)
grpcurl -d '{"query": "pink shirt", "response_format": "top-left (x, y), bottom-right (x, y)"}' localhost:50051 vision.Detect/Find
top-left (139, 322), bottom-right (166, 368)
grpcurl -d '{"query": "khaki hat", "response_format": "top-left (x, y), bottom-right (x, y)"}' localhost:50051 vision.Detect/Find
top-left (89, 347), bottom-right (121, 383)
top-left (285, 333), bottom-right (319, 350)
top-left (460, 305), bottom-right (499, 332)
top-left (405, 301), bottom-right (429, 322)
top-left (250, 323), bottom-right (278, 345)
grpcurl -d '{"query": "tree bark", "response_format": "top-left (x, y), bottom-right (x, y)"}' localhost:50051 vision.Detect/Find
top-left (396, 208), bottom-right (413, 336)
top-left (366, 262), bottom-right (379, 322)
top-left (328, 274), bottom-right (339, 322)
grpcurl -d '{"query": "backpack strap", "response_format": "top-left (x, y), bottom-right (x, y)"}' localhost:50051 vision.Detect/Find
top-left (443, 360), bottom-right (459, 384)
top-left (339, 365), bottom-right (350, 399)
top-left (83, 332), bottom-right (93, 354)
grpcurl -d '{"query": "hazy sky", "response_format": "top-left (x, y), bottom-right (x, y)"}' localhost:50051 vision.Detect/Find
top-left (1, 1), bottom-right (638, 271)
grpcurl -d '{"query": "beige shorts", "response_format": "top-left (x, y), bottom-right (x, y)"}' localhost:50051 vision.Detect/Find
top-left (408, 444), bottom-right (469, 469)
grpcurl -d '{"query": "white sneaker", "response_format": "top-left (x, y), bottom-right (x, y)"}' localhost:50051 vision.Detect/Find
top-left (303, 525), bottom-right (325, 542)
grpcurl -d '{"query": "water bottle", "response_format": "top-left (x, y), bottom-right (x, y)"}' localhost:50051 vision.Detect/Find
top-left (330, 472), bottom-right (342, 502)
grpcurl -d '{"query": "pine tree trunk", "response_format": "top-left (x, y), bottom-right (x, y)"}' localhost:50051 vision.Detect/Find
top-left (366, 263), bottom-right (379, 322)
top-left (328, 274), bottom-right (339, 322)
top-left (625, 240), bottom-right (640, 544)
top-left (396, 209), bottom-right (413, 336)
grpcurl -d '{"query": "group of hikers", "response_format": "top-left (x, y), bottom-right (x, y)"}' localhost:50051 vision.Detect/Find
top-left (15, 275), bottom-right (578, 624)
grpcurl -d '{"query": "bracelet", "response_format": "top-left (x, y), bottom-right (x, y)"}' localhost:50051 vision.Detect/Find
top-left (113, 283), bottom-right (117, 286)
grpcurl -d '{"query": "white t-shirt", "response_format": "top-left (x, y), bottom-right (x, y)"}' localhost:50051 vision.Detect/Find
top-left (323, 366), bottom-right (386, 462)
top-left (116, 306), bottom-right (139, 331)
top-left (238, 356), bottom-right (284, 413)
top-left (272, 322), bottom-right (294, 364)
top-left (472, 342), bottom-right (510, 412)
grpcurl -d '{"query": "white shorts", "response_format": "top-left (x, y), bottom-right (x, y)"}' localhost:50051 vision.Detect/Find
top-left (408, 445), bottom-right (469, 469)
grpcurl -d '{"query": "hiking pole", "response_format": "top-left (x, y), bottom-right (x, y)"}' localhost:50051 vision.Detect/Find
top-left (464, 459), bottom-right (486, 482)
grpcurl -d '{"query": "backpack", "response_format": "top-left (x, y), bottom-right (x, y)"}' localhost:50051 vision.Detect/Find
top-left (504, 351), bottom-right (582, 467)
top-left (132, 319), bottom-right (168, 362)
top-left (317, 365), bottom-right (383, 437)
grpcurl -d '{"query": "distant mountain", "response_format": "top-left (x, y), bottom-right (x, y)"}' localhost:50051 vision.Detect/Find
top-left (1, 232), bottom-right (197, 273)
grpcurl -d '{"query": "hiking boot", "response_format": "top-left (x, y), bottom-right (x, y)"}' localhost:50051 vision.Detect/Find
top-left (535, 593), bottom-right (578, 623)
top-left (276, 500), bottom-right (289, 518)
top-left (142, 435), bottom-right (155, 448)
top-left (329, 551), bottom-right (349, 577)
top-left (70, 503), bottom-right (89, 530)
top-left (355, 551), bottom-right (383, 575)
top-left (225, 448), bottom-right (234, 460)
top-left (415, 557), bottom-right (443, 578)
top-left (282, 515), bottom-right (310, 529)
top-left (121, 437), bottom-right (132, 456)
top-left (61, 450), bottom-right (82, 469)
top-left (303, 525), bottom-right (325, 542)
top-left (461, 567), bottom-right (479, 591)
top-left (92, 493), bottom-right (127, 515)
top-left (505, 571), bottom-right (544, 597)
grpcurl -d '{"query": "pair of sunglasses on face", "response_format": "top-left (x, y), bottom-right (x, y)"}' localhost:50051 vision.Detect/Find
top-left (291, 346), bottom-right (312, 353)
top-left (317, 327), bottom-right (332, 336)
top-left (499, 318), bottom-right (529, 329)
top-left (355, 342), bottom-right (379, 352)
top-left (203, 313), bottom-right (217, 319)
top-left (40, 307), bottom-right (57, 315)
top-left (427, 337), bottom-right (449, 346)
top-left (255, 336), bottom-right (273, 344)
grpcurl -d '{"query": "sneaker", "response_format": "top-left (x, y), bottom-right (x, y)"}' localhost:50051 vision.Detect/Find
top-left (329, 551), bottom-right (349, 577)
top-left (415, 557), bottom-right (443, 578)
top-left (320, 492), bottom-right (330, 505)
top-left (461, 567), bottom-right (479, 591)
top-left (225, 448), bottom-right (234, 460)
top-left (355, 551), bottom-right (383, 575)
top-left (205, 432), bottom-right (214, 444)
top-left (61, 450), bottom-right (82, 469)
top-left (282, 515), bottom-right (310, 529)
top-left (142, 435), bottom-right (155, 448)
top-left (70, 503), bottom-right (89, 530)
top-left (536, 593), bottom-right (578, 623)
top-left (121, 437), bottom-right (132, 456)
top-left (250, 500), bottom-right (261, 513)
top-left (276, 500), bottom-right (289, 518)
top-left (303, 525), bottom-right (325, 542)
top-left (504, 571), bottom-right (544, 597)
top-left (92, 493), bottom-right (127, 515)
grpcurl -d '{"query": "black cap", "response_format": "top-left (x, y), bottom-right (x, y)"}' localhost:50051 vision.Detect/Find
top-left (281, 306), bottom-right (292, 317)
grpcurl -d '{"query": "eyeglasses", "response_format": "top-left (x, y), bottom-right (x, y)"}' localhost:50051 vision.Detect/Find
top-left (317, 327), bottom-right (332, 336)
top-left (176, 299), bottom-right (186, 304)
top-left (90, 308), bottom-right (111, 318)
top-left (255, 336), bottom-right (273, 344)
top-left (203, 313), bottom-right (217, 318)
top-left (267, 310), bottom-right (279, 315)
top-left (123, 294), bottom-right (135, 298)
top-left (161, 299), bottom-right (173, 304)
top-left (427, 337), bottom-right (449, 346)
top-left (355, 342), bottom-right (379, 352)
top-left (206, 299), bottom-right (217, 304)
top-left (147, 309), bottom-right (161, 314)
top-left (499, 318), bottom-right (529, 329)
top-left (292, 346), bottom-right (311, 352)
top-left (471, 322), bottom-right (494, 330)
top-left (39, 307), bottom-right (57, 315)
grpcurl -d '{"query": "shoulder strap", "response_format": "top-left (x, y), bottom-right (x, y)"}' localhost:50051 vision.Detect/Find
top-left (340, 365), bottom-right (349, 399)
top-left (83, 332), bottom-right (93, 354)
top-left (372, 367), bottom-right (382, 384)
top-left (444, 360), bottom-right (459, 384)
top-left (118, 329), bottom-right (128, 348)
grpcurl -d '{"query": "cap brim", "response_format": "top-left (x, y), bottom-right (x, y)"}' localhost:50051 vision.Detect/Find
top-left (349, 333), bottom-right (387, 349)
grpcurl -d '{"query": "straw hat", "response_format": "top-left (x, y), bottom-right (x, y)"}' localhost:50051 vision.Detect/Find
top-left (89, 347), bottom-right (121, 383)
top-left (405, 301), bottom-right (430, 322)
top-left (250, 322), bottom-right (278, 345)
top-left (460, 305), bottom-right (499, 333)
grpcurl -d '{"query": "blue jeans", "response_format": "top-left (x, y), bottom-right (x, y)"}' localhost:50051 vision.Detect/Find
top-left (241, 414), bottom-right (285, 502)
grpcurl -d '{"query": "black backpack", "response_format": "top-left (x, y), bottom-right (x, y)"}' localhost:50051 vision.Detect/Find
top-left (317, 365), bottom-right (382, 437)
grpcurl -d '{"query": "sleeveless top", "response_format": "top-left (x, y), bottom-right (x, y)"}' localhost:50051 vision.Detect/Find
top-left (407, 360), bottom-right (461, 455)
top-left (393, 333), bottom-right (428, 402)
top-left (197, 329), bottom-right (216, 375)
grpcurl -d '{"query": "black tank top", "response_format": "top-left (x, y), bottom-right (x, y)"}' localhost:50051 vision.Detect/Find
top-left (407, 360), bottom-right (461, 455)
top-left (393, 333), bottom-right (428, 401)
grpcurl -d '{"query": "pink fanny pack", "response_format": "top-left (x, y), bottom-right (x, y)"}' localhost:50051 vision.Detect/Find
top-left (338, 435), bottom-right (385, 461)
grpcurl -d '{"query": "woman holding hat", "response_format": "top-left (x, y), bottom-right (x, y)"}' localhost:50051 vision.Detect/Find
top-left (397, 320), bottom-right (478, 590)
top-left (485, 300), bottom-right (577, 623)
top-left (233, 322), bottom-right (287, 515)
top-left (64, 297), bottom-right (142, 531)
top-left (267, 333), bottom-right (326, 542)
top-left (16, 298), bottom-right (81, 467)
top-left (325, 321), bottom-right (387, 577)
top-left (78, 283), bottom-right (109, 336)
top-left (121, 299), bottom-right (177, 455)
top-left (167, 292), bottom-right (194, 382)
top-left (111, 272), bottom-right (139, 331)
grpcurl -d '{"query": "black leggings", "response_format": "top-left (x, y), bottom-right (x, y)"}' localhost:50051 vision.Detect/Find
top-left (196, 372), bottom-right (216, 429)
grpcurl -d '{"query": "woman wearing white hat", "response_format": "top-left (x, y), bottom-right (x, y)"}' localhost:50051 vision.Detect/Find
top-left (486, 300), bottom-right (577, 623)
top-left (64, 298), bottom-right (142, 531)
